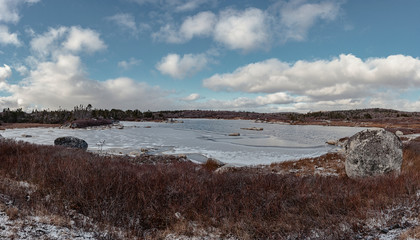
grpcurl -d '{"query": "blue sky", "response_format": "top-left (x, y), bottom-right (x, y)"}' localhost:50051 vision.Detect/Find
top-left (1, 0), bottom-right (420, 112)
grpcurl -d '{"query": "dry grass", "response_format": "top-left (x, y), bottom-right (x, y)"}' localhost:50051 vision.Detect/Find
top-left (5, 206), bottom-right (19, 220)
top-left (269, 152), bottom-right (346, 177)
top-left (400, 224), bottom-right (420, 239)
top-left (0, 139), bottom-right (419, 239)
top-left (202, 158), bottom-right (224, 172)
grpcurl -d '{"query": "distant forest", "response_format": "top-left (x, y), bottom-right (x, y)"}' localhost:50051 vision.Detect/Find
top-left (0, 104), bottom-right (419, 125)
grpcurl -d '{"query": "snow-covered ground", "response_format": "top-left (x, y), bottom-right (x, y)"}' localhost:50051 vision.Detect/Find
top-left (0, 119), bottom-right (367, 165)
top-left (0, 210), bottom-right (96, 240)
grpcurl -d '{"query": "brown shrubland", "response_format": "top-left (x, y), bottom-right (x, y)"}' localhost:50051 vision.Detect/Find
top-left (0, 139), bottom-right (419, 239)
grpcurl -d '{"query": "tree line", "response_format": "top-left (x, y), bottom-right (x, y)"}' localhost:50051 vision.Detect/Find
top-left (0, 105), bottom-right (417, 125)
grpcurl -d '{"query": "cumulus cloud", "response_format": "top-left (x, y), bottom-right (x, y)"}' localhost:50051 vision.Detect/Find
top-left (0, 64), bottom-right (12, 82)
top-left (153, 8), bottom-right (269, 50)
top-left (278, 0), bottom-right (341, 41)
top-left (182, 93), bottom-right (201, 101)
top-left (203, 54), bottom-right (420, 102)
top-left (129, 0), bottom-right (214, 12)
top-left (156, 53), bottom-right (209, 79)
top-left (153, 1), bottom-right (342, 51)
top-left (179, 11), bottom-right (217, 40)
top-left (107, 13), bottom-right (138, 33)
top-left (30, 26), bottom-right (68, 57)
top-left (255, 92), bottom-right (296, 105)
top-left (0, 25), bottom-right (20, 46)
top-left (153, 11), bottom-right (216, 43)
top-left (0, 25), bottom-right (171, 110)
top-left (30, 26), bottom-right (106, 59)
top-left (2, 54), bottom-right (171, 110)
top-left (0, 0), bottom-right (40, 23)
top-left (118, 57), bottom-right (141, 70)
top-left (0, 0), bottom-right (40, 46)
top-left (214, 8), bottom-right (269, 51)
top-left (173, 0), bottom-right (213, 12)
top-left (63, 26), bottom-right (106, 53)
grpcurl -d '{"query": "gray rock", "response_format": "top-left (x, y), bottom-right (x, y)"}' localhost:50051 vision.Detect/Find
top-left (345, 129), bottom-right (402, 178)
top-left (54, 136), bottom-right (88, 150)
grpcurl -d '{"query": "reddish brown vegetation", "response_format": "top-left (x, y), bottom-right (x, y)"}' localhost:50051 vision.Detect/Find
top-left (69, 118), bottom-right (113, 128)
top-left (269, 152), bottom-right (346, 177)
top-left (0, 140), bottom-right (419, 239)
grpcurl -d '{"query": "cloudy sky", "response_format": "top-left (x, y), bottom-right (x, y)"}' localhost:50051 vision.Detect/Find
top-left (0, 0), bottom-right (420, 112)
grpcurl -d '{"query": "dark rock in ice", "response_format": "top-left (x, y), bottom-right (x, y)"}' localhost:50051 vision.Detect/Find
top-left (54, 136), bottom-right (88, 150)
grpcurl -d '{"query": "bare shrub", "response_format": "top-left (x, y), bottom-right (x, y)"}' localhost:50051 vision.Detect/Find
top-left (202, 158), bottom-right (223, 172)
top-left (399, 224), bottom-right (420, 239)
top-left (6, 207), bottom-right (19, 220)
top-left (70, 119), bottom-right (113, 128)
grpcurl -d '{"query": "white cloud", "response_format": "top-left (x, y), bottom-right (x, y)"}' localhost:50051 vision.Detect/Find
top-left (152, 1), bottom-right (342, 51)
top-left (255, 92), bottom-right (295, 105)
top-left (156, 53), bottom-right (208, 79)
top-left (180, 11), bottom-right (217, 40)
top-left (0, 0), bottom-right (40, 23)
top-left (129, 0), bottom-right (214, 12)
top-left (152, 24), bottom-right (184, 43)
top-left (0, 0), bottom-right (40, 46)
top-left (0, 0), bottom-right (22, 23)
top-left (182, 93), bottom-right (201, 101)
top-left (174, 0), bottom-right (211, 12)
top-left (153, 11), bottom-right (216, 43)
top-left (0, 64), bottom-right (12, 82)
top-left (203, 58), bottom-right (290, 93)
top-left (30, 26), bottom-right (106, 59)
top-left (108, 13), bottom-right (137, 33)
top-left (278, 0), bottom-right (340, 41)
top-left (14, 65), bottom-right (28, 76)
top-left (2, 54), bottom-right (171, 110)
top-left (118, 57), bottom-right (141, 70)
top-left (63, 26), bottom-right (106, 53)
top-left (0, 23), bottom-right (171, 111)
top-left (30, 26), bottom-right (68, 57)
top-left (203, 54), bottom-right (420, 103)
top-left (153, 8), bottom-right (269, 51)
top-left (214, 8), bottom-right (269, 51)
top-left (0, 25), bottom-right (20, 46)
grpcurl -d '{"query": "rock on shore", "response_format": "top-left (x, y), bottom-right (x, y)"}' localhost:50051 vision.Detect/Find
top-left (345, 129), bottom-right (402, 178)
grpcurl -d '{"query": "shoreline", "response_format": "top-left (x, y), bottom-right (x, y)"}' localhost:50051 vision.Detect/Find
top-left (0, 123), bottom-right (61, 130)
top-left (3, 118), bottom-right (420, 131)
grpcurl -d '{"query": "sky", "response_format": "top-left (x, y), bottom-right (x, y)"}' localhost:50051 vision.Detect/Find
top-left (0, 0), bottom-right (420, 113)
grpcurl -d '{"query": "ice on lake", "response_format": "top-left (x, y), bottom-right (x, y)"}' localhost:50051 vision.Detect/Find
top-left (0, 119), bottom-right (367, 166)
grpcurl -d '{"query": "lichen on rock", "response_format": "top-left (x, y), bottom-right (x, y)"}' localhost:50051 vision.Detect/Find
top-left (345, 129), bottom-right (402, 178)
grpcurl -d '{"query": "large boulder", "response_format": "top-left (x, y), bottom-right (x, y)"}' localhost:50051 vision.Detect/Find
top-left (345, 129), bottom-right (402, 178)
top-left (54, 136), bottom-right (88, 150)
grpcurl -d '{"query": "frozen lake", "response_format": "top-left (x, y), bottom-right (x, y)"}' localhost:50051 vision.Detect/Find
top-left (1, 119), bottom-right (367, 165)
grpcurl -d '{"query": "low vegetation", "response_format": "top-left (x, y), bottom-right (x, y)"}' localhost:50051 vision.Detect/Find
top-left (2, 106), bottom-right (420, 126)
top-left (0, 139), bottom-right (419, 239)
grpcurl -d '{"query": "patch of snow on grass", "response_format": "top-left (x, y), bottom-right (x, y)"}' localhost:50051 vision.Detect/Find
top-left (0, 210), bottom-right (97, 239)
